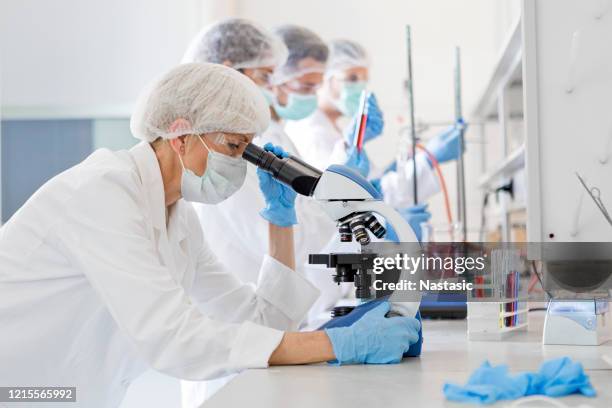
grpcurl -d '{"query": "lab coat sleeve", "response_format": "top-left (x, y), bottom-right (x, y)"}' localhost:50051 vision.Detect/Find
top-left (193, 167), bottom-right (271, 292)
top-left (189, 212), bottom-right (320, 331)
top-left (379, 153), bottom-right (440, 208)
top-left (292, 195), bottom-right (338, 269)
top-left (56, 171), bottom-right (284, 381)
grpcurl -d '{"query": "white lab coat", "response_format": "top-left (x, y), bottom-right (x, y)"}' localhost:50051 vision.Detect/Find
top-left (0, 142), bottom-right (319, 408)
top-left (193, 121), bottom-right (338, 282)
top-left (285, 108), bottom-right (441, 208)
top-left (183, 120), bottom-right (350, 407)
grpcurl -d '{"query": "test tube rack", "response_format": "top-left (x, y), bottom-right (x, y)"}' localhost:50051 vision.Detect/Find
top-left (467, 299), bottom-right (528, 341)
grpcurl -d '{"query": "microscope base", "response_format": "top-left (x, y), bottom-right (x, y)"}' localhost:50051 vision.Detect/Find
top-left (543, 299), bottom-right (611, 345)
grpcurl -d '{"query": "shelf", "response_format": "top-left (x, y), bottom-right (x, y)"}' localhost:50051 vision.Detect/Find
top-left (471, 17), bottom-right (523, 120)
top-left (478, 144), bottom-right (525, 189)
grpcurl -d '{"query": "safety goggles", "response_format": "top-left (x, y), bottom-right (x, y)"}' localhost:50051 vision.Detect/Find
top-left (334, 72), bottom-right (369, 84)
top-left (246, 68), bottom-right (275, 87)
top-left (201, 133), bottom-right (251, 158)
top-left (280, 78), bottom-right (323, 95)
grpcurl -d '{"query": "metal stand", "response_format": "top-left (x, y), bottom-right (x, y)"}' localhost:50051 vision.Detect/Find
top-left (454, 47), bottom-right (467, 241)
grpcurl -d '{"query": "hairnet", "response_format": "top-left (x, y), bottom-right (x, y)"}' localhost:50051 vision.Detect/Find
top-left (271, 25), bottom-right (328, 84)
top-left (181, 18), bottom-right (288, 70)
top-left (326, 39), bottom-right (369, 76)
top-left (130, 63), bottom-right (270, 142)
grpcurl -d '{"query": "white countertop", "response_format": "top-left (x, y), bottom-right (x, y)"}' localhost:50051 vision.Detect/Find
top-left (204, 311), bottom-right (612, 407)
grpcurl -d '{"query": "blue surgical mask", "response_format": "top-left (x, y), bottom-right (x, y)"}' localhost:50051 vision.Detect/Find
top-left (179, 136), bottom-right (247, 204)
top-left (273, 92), bottom-right (318, 121)
top-left (334, 81), bottom-right (367, 117)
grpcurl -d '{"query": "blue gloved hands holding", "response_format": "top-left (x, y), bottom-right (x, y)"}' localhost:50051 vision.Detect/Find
top-left (257, 143), bottom-right (297, 227)
top-left (426, 119), bottom-right (467, 164)
top-left (344, 93), bottom-right (385, 146)
top-left (344, 147), bottom-right (370, 178)
top-left (399, 204), bottom-right (432, 242)
top-left (324, 301), bottom-right (421, 365)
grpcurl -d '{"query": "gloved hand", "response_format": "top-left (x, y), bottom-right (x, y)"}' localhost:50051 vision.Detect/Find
top-left (399, 204), bottom-right (431, 242)
top-left (324, 301), bottom-right (421, 365)
top-left (425, 119), bottom-right (467, 164)
top-left (257, 143), bottom-right (297, 227)
top-left (344, 93), bottom-right (384, 146)
top-left (344, 147), bottom-right (370, 178)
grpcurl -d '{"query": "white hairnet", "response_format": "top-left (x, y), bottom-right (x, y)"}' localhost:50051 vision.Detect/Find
top-left (271, 25), bottom-right (328, 84)
top-left (326, 39), bottom-right (369, 77)
top-left (130, 63), bottom-right (270, 142)
top-left (181, 18), bottom-right (288, 70)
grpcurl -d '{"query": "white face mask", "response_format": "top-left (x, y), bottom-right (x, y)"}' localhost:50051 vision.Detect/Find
top-left (179, 135), bottom-right (247, 204)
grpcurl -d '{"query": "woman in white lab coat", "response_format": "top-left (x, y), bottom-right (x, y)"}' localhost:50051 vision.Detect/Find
top-left (285, 39), bottom-right (464, 211)
top-left (0, 63), bottom-right (421, 407)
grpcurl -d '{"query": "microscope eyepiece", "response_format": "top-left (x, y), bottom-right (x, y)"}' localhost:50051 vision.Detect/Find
top-left (242, 143), bottom-right (322, 196)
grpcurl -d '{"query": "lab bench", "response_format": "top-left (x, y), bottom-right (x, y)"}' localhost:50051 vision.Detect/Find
top-left (203, 311), bottom-right (612, 407)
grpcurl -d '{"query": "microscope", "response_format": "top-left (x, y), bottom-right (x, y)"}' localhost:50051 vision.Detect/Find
top-left (243, 144), bottom-right (421, 318)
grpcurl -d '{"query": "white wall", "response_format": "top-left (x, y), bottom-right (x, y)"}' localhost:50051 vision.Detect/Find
top-left (0, 0), bottom-right (232, 116)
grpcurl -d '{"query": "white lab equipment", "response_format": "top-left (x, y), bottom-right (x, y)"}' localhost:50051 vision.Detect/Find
top-left (0, 142), bottom-right (320, 408)
top-left (523, 0), bottom-right (612, 345)
top-left (467, 250), bottom-right (528, 341)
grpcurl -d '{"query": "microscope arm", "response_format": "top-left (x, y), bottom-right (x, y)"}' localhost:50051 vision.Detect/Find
top-left (313, 167), bottom-right (422, 317)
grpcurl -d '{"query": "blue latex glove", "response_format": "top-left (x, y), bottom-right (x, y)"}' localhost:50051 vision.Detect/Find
top-left (382, 160), bottom-right (397, 174)
top-left (443, 357), bottom-right (596, 405)
top-left (397, 204), bottom-right (431, 242)
top-left (257, 143), bottom-right (297, 227)
top-left (344, 147), bottom-right (370, 178)
top-left (319, 297), bottom-right (424, 358)
top-left (370, 178), bottom-right (382, 195)
top-left (324, 301), bottom-right (421, 365)
top-left (538, 357), bottom-right (596, 397)
top-left (426, 119), bottom-right (467, 164)
top-left (344, 93), bottom-right (385, 146)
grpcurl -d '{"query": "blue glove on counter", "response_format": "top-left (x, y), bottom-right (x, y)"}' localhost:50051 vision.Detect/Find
top-left (443, 357), bottom-right (596, 405)
top-left (344, 147), bottom-right (370, 178)
top-left (426, 119), bottom-right (467, 164)
top-left (257, 143), bottom-right (297, 227)
top-left (344, 93), bottom-right (384, 146)
top-left (324, 301), bottom-right (421, 365)
top-left (387, 204), bottom-right (431, 242)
